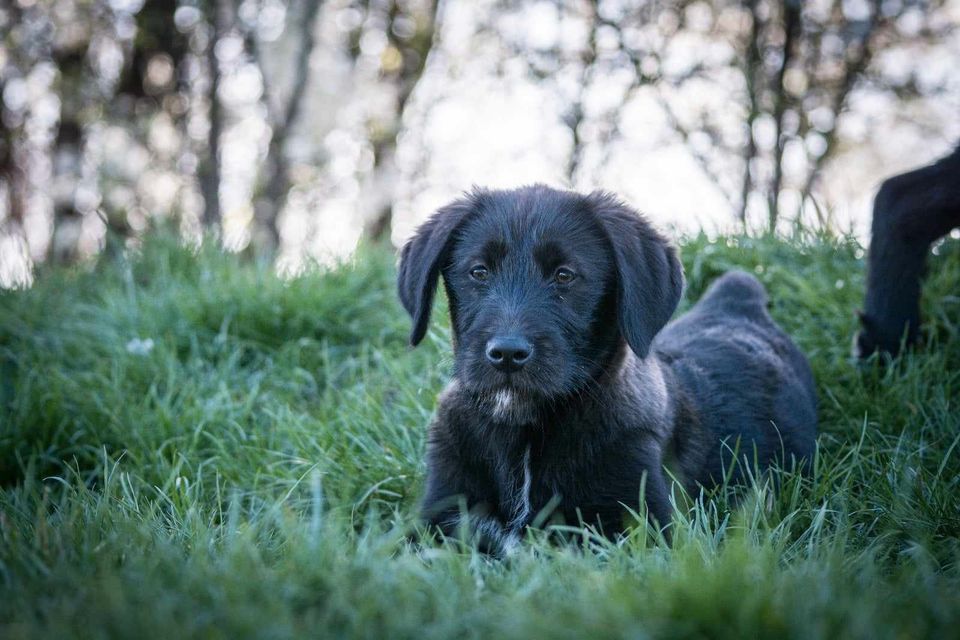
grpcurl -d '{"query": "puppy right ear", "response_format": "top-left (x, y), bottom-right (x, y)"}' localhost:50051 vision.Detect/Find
top-left (397, 194), bottom-right (480, 346)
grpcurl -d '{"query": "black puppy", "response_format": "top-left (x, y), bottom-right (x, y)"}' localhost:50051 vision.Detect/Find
top-left (855, 145), bottom-right (960, 358)
top-left (398, 185), bottom-right (817, 553)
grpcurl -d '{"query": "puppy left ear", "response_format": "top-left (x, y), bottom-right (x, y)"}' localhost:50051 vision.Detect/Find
top-left (587, 191), bottom-right (684, 359)
top-left (397, 193), bottom-right (482, 346)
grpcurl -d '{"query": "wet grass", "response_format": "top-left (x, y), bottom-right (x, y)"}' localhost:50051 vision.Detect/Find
top-left (1, 231), bottom-right (958, 639)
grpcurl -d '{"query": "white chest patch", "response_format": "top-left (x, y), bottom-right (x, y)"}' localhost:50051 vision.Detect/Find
top-left (493, 389), bottom-right (513, 418)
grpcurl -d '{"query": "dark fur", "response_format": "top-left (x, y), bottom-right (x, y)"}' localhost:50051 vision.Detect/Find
top-left (856, 146), bottom-right (960, 358)
top-left (398, 185), bottom-right (818, 553)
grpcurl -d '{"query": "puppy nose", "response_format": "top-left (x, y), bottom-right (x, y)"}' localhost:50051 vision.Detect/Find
top-left (485, 336), bottom-right (533, 372)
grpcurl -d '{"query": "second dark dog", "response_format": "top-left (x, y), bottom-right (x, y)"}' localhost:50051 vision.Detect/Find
top-left (855, 145), bottom-right (960, 358)
top-left (399, 185), bottom-right (817, 553)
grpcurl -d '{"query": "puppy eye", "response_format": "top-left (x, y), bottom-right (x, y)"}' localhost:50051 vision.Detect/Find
top-left (554, 267), bottom-right (576, 285)
top-left (469, 265), bottom-right (489, 282)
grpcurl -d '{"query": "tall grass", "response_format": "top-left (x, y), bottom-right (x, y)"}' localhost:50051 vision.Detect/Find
top-left (1, 232), bottom-right (958, 639)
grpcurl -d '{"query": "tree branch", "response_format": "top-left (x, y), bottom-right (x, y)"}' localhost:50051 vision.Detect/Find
top-left (800, 5), bottom-right (883, 205)
top-left (768, 0), bottom-right (802, 230)
top-left (739, 0), bottom-right (763, 227)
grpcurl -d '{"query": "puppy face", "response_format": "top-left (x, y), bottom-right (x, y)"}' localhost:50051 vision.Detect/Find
top-left (398, 185), bottom-right (683, 424)
top-left (442, 191), bottom-right (619, 419)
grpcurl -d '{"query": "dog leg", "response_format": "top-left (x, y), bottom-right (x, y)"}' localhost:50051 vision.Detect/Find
top-left (420, 449), bottom-right (520, 556)
top-left (426, 510), bottom-right (519, 557)
top-left (642, 466), bottom-right (674, 541)
top-left (858, 147), bottom-right (960, 357)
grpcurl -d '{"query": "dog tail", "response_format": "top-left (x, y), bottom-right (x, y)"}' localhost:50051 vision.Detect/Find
top-left (699, 270), bottom-right (768, 315)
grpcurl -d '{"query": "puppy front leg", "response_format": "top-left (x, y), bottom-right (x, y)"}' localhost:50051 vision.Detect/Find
top-left (422, 495), bottom-right (519, 556)
top-left (584, 461), bottom-right (674, 543)
top-left (642, 467), bottom-right (674, 541)
top-left (420, 455), bottom-right (518, 556)
top-left (621, 442), bottom-right (675, 540)
top-left (453, 514), bottom-right (520, 556)
top-left (627, 443), bottom-right (676, 539)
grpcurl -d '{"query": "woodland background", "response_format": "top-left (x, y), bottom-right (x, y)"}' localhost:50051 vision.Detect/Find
top-left (2, 0), bottom-right (959, 288)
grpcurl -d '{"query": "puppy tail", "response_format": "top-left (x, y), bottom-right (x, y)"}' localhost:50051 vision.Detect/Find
top-left (700, 270), bottom-right (768, 314)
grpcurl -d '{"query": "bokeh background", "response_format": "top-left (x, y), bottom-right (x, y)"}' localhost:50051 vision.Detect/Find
top-left (1, 0), bottom-right (959, 288)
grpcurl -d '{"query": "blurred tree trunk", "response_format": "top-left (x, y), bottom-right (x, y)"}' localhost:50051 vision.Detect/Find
top-left (247, 0), bottom-right (323, 255)
top-left (766, 0), bottom-right (800, 231)
top-left (199, 0), bottom-right (230, 230)
top-left (0, 96), bottom-right (26, 237)
top-left (362, 0), bottom-right (439, 242)
top-left (0, 2), bottom-right (37, 254)
top-left (49, 42), bottom-right (88, 263)
top-left (738, 0), bottom-right (763, 227)
top-left (111, 0), bottom-right (187, 240)
top-left (117, 0), bottom-right (188, 101)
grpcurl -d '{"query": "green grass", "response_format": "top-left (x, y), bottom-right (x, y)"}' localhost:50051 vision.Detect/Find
top-left (1, 231), bottom-right (958, 639)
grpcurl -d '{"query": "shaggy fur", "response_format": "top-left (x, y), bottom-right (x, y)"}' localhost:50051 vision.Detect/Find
top-left (398, 185), bottom-right (817, 554)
